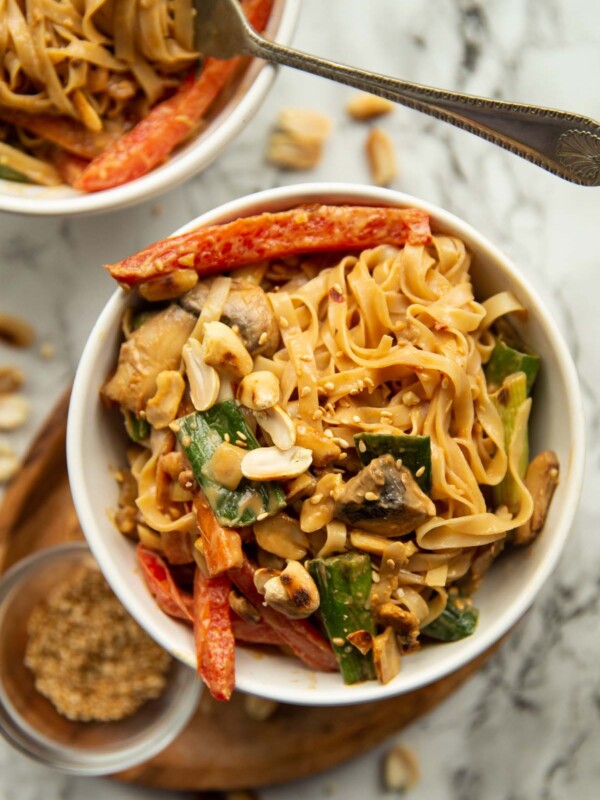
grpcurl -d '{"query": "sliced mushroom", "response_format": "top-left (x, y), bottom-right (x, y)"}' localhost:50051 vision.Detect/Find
top-left (255, 405), bottom-right (296, 450)
top-left (181, 278), bottom-right (280, 356)
top-left (237, 371), bottom-right (280, 411)
top-left (201, 320), bottom-right (253, 379)
top-left (241, 445), bottom-right (312, 481)
top-left (103, 305), bottom-right (196, 414)
top-left (375, 603), bottom-right (420, 654)
top-left (182, 337), bottom-right (220, 411)
top-left (262, 561), bottom-right (320, 619)
top-left (334, 455), bottom-right (435, 536)
top-left (514, 450), bottom-right (560, 546)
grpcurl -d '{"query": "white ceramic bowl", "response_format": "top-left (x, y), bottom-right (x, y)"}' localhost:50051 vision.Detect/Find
top-left (68, 183), bottom-right (585, 706)
top-left (0, 1), bottom-right (300, 217)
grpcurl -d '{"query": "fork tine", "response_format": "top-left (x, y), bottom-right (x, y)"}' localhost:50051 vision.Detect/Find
top-left (193, 0), bottom-right (254, 59)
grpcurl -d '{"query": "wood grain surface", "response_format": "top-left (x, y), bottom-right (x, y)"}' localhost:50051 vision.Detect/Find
top-left (0, 394), bottom-right (504, 791)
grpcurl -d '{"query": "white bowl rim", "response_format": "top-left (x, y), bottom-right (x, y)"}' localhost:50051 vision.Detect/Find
top-left (68, 182), bottom-right (586, 706)
top-left (0, 0), bottom-right (301, 217)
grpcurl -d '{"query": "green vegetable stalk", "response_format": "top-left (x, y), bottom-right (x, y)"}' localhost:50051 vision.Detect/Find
top-left (175, 399), bottom-right (285, 527)
top-left (485, 337), bottom-right (540, 395)
top-left (491, 371), bottom-right (531, 512)
top-left (354, 433), bottom-right (432, 493)
top-left (421, 594), bottom-right (479, 642)
top-left (0, 164), bottom-right (30, 183)
top-left (307, 553), bottom-right (376, 684)
top-left (124, 410), bottom-right (150, 443)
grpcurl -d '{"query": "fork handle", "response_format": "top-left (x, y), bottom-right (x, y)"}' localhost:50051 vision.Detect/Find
top-left (242, 30), bottom-right (600, 187)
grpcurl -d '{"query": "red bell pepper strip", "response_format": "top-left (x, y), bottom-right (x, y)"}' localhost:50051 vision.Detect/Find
top-left (229, 556), bottom-right (338, 673)
top-left (193, 568), bottom-right (236, 701)
top-left (74, 0), bottom-right (274, 193)
top-left (194, 493), bottom-right (243, 576)
top-left (107, 205), bottom-right (432, 287)
top-left (137, 544), bottom-right (194, 622)
top-left (232, 617), bottom-right (285, 646)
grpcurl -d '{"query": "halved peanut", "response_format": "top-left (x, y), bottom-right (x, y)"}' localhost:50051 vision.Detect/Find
top-left (366, 127), bottom-right (397, 186)
top-left (254, 512), bottom-right (309, 560)
top-left (295, 420), bottom-right (341, 466)
top-left (0, 394), bottom-right (28, 430)
top-left (145, 370), bottom-right (185, 429)
top-left (138, 270), bottom-right (199, 301)
top-left (181, 338), bottom-right (220, 412)
top-left (255, 405), bottom-right (295, 450)
top-left (0, 366), bottom-right (24, 394)
top-left (201, 321), bottom-right (253, 378)
top-left (347, 92), bottom-right (394, 120)
top-left (0, 313), bottom-right (35, 347)
top-left (241, 445), bottom-right (312, 481)
top-left (237, 371), bottom-right (280, 411)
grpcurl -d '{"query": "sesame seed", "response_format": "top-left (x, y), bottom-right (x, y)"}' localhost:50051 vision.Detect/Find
top-left (415, 466), bottom-right (425, 477)
top-left (300, 354), bottom-right (312, 362)
top-left (258, 332), bottom-right (268, 346)
top-left (358, 440), bottom-right (367, 453)
top-left (300, 386), bottom-right (311, 397)
top-left (324, 381), bottom-right (335, 392)
top-left (402, 390), bottom-right (420, 406)
top-left (365, 491), bottom-right (379, 501)
top-left (235, 440), bottom-right (247, 448)
top-left (352, 415), bottom-right (361, 423)
top-left (310, 493), bottom-right (323, 505)
top-left (256, 512), bottom-right (269, 521)
top-left (312, 409), bottom-right (324, 421)
top-left (386, 558), bottom-right (395, 568)
top-left (324, 429), bottom-right (334, 438)
top-left (279, 316), bottom-right (289, 329)
top-left (178, 253), bottom-right (195, 267)
top-left (236, 431), bottom-right (247, 441)
top-left (339, 452), bottom-right (348, 460)
top-left (333, 283), bottom-right (343, 295)
top-left (181, 435), bottom-right (191, 448)
top-left (441, 377), bottom-right (449, 389)
top-left (224, 433), bottom-right (231, 443)
top-left (396, 458), bottom-right (403, 469)
top-left (332, 637), bottom-right (345, 647)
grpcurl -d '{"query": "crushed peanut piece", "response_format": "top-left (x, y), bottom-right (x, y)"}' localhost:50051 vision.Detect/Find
top-left (24, 563), bottom-right (172, 722)
top-left (0, 441), bottom-right (19, 483)
top-left (0, 365), bottom-right (24, 394)
top-left (0, 393), bottom-right (28, 430)
top-left (0, 313), bottom-right (35, 348)
top-left (383, 744), bottom-right (420, 792)
top-left (39, 341), bottom-right (55, 359)
top-left (267, 108), bottom-right (332, 170)
top-left (366, 127), bottom-right (397, 186)
top-left (347, 92), bottom-right (394, 120)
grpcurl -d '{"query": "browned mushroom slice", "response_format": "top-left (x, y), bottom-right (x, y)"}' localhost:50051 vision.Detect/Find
top-left (514, 450), bottom-right (560, 546)
top-left (181, 277), bottom-right (280, 356)
top-left (103, 305), bottom-right (195, 414)
top-left (374, 602), bottom-right (420, 654)
top-left (333, 455), bottom-right (435, 536)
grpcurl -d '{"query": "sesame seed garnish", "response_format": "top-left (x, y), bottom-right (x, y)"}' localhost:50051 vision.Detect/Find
top-left (310, 493), bottom-right (323, 505)
top-left (358, 440), bottom-right (367, 453)
top-left (332, 637), bottom-right (345, 647)
top-left (300, 354), bottom-right (312, 362)
top-left (339, 452), bottom-right (348, 460)
top-left (365, 491), bottom-right (379, 501)
top-left (312, 409), bottom-right (324, 420)
top-left (441, 377), bottom-right (449, 389)
top-left (236, 431), bottom-right (247, 441)
top-left (333, 283), bottom-right (343, 295)
top-left (279, 316), bottom-right (289, 329)
top-left (224, 433), bottom-right (231, 443)
top-left (256, 512), bottom-right (269, 521)
top-left (324, 429), bottom-right (334, 438)
top-left (258, 332), bottom-right (268, 346)
top-left (324, 381), bottom-right (335, 392)
top-left (300, 386), bottom-right (311, 397)
top-left (415, 466), bottom-right (425, 478)
top-left (352, 415), bottom-right (361, 423)
top-left (235, 440), bottom-right (247, 448)
top-left (396, 458), bottom-right (403, 469)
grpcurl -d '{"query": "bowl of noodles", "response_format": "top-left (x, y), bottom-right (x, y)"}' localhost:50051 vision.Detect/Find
top-left (0, 0), bottom-right (299, 216)
top-left (67, 183), bottom-right (585, 705)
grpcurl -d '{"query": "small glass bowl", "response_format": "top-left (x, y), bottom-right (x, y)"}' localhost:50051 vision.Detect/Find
top-left (0, 541), bottom-right (201, 775)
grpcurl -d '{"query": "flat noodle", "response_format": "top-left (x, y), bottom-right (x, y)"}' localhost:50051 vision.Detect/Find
top-left (0, 0), bottom-right (198, 128)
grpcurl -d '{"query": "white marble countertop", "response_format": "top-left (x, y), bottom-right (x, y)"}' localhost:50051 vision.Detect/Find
top-left (2, 1), bottom-right (600, 797)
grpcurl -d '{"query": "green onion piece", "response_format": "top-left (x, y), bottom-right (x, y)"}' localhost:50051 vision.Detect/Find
top-left (485, 338), bottom-right (540, 395)
top-left (124, 411), bottom-right (150, 442)
top-left (175, 400), bottom-right (285, 527)
top-left (422, 594), bottom-right (479, 641)
top-left (0, 164), bottom-right (30, 183)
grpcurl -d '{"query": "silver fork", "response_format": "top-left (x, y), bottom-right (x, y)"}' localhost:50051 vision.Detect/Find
top-left (195, 0), bottom-right (600, 187)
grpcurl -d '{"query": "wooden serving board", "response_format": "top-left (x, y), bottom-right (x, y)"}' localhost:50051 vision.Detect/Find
top-left (0, 393), bottom-right (506, 792)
